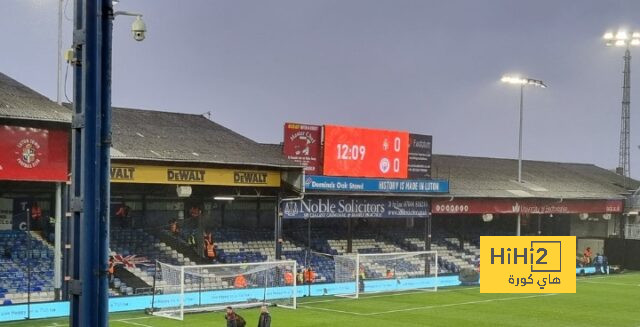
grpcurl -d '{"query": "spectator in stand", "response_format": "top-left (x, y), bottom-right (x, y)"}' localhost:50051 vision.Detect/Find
top-left (205, 236), bottom-right (217, 260)
top-left (187, 233), bottom-right (196, 248)
top-left (284, 269), bottom-right (294, 285)
top-left (234, 274), bottom-right (248, 288)
top-left (358, 264), bottom-right (366, 292)
top-left (108, 256), bottom-right (115, 283)
top-left (594, 253), bottom-right (605, 274)
top-left (583, 247), bottom-right (593, 265)
top-left (257, 305), bottom-right (271, 327)
top-left (202, 230), bottom-right (213, 257)
top-left (30, 202), bottom-right (43, 231)
top-left (296, 269), bottom-right (304, 286)
top-left (169, 218), bottom-right (180, 235)
top-left (386, 269), bottom-right (394, 279)
top-left (188, 205), bottom-right (202, 229)
top-left (3, 247), bottom-right (11, 260)
top-left (115, 202), bottom-right (130, 229)
top-left (304, 267), bottom-right (316, 284)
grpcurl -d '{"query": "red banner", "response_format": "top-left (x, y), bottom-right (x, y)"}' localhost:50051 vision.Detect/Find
top-left (283, 123), bottom-right (323, 174)
top-left (323, 125), bottom-right (409, 178)
top-left (0, 125), bottom-right (69, 182)
top-left (432, 198), bottom-right (624, 215)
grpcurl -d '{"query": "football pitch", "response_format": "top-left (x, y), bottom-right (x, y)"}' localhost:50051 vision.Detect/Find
top-left (3, 272), bottom-right (639, 327)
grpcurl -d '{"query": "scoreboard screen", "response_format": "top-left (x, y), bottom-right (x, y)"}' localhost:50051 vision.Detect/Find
top-left (322, 125), bottom-right (409, 178)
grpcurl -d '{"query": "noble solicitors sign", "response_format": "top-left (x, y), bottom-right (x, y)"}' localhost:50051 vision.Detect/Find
top-left (281, 196), bottom-right (429, 219)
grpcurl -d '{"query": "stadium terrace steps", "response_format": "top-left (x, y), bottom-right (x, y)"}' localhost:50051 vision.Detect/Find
top-left (109, 228), bottom-right (195, 294)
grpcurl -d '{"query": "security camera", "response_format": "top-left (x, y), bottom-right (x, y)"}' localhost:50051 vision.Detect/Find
top-left (131, 16), bottom-right (146, 41)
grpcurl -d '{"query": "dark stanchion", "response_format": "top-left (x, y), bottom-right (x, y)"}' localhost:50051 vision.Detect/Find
top-left (26, 208), bottom-right (31, 320)
top-left (150, 260), bottom-right (158, 312)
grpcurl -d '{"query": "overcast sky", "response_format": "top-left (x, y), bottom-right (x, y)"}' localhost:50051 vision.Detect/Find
top-left (2, 0), bottom-right (640, 177)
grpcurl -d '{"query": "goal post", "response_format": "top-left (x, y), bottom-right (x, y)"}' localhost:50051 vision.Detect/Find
top-left (334, 251), bottom-right (438, 299)
top-left (150, 260), bottom-right (297, 320)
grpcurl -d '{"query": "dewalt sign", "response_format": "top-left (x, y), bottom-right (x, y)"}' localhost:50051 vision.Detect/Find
top-left (110, 164), bottom-right (280, 187)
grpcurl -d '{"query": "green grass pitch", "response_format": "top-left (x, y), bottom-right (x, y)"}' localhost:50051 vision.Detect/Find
top-left (3, 273), bottom-right (639, 327)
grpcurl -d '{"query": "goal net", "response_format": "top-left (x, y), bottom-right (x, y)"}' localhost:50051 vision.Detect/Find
top-left (150, 260), bottom-right (297, 320)
top-left (334, 251), bottom-right (438, 299)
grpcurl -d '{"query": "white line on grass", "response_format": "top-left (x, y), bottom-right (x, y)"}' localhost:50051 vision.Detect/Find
top-left (301, 273), bottom-right (638, 306)
top-left (112, 317), bottom-right (153, 327)
top-left (363, 293), bottom-right (558, 316)
top-left (301, 293), bottom-right (558, 316)
top-left (301, 286), bottom-right (479, 304)
top-left (580, 280), bottom-right (640, 287)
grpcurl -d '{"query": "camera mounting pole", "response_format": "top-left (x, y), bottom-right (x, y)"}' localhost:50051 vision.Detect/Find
top-left (69, 0), bottom-right (144, 326)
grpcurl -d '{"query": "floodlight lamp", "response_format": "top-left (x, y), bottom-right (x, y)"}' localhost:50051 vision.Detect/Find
top-left (615, 39), bottom-right (627, 47)
top-left (603, 32), bottom-right (614, 40)
top-left (632, 39), bottom-right (640, 46)
top-left (501, 75), bottom-right (526, 85)
top-left (616, 30), bottom-right (629, 40)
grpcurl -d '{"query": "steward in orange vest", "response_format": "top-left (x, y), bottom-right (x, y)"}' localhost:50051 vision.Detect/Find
top-left (234, 274), bottom-right (248, 288)
top-left (284, 271), bottom-right (294, 285)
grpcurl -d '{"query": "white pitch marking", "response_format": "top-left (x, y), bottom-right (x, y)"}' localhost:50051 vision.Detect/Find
top-left (299, 304), bottom-right (367, 316)
top-left (301, 286), bottom-right (479, 304)
top-left (362, 293), bottom-right (558, 316)
top-left (117, 320), bottom-right (153, 327)
top-left (113, 317), bottom-right (153, 327)
top-left (301, 293), bottom-right (558, 316)
top-left (580, 280), bottom-right (640, 287)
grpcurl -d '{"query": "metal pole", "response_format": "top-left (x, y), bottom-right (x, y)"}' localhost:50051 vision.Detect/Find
top-left (518, 84), bottom-right (524, 183)
top-left (57, 0), bottom-right (63, 105)
top-left (307, 216), bottom-right (311, 296)
top-left (61, 181), bottom-right (70, 300)
top-left (517, 84), bottom-right (524, 237)
top-left (619, 48), bottom-right (631, 180)
top-left (26, 208), bottom-right (31, 319)
top-left (275, 196), bottom-right (282, 260)
top-left (98, 2), bottom-right (113, 325)
top-left (537, 215), bottom-right (542, 235)
top-left (347, 218), bottom-right (352, 253)
top-left (70, 0), bottom-right (111, 325)
top-left (54, 183), bottom-right (63, 300)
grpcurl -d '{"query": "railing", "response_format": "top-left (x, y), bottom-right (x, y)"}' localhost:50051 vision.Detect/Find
top-left (625, 223), bottom-right (640, 240)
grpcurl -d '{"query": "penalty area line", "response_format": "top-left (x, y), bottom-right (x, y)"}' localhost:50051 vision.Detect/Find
top-left (301, 293), bottom-right (558, 317)
top-left (362, 293), bottom-right (558, 316)
top-left (300, 286), bottom-right (479, 305)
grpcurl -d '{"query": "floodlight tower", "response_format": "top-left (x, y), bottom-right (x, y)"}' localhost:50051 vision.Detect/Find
top-left (604, 29), bottom-right (639, 180)
top-left (501, 75), bottom-right (546, 237)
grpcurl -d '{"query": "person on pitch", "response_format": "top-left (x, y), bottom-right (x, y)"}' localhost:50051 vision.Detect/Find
top-left (225, 306), bottom-right (246, 327)
top-left (257, 305), bottom-right (271, 327)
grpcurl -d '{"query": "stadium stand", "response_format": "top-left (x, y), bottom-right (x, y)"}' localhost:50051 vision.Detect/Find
top-left (109, 228), bottom-right (196, 294)
top-left (0, 231), bottom-right (55, 304)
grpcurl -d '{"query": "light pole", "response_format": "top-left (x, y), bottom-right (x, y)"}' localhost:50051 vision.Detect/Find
top-left (69, 1), bottom-right (145, 326)
top-left (501, 75), bottom-right (546, 236)
top-left (603, 29), bottom-right (639, 182)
